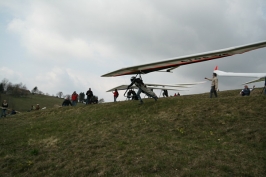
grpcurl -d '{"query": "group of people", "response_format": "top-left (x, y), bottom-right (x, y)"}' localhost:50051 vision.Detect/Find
top-left (174, 92), bottom-right (180, 96)
top-left (162, 90), bottom-right (180, 97)
top-left (1, 74), bottom-right (265, 115)
top-left (61, 91), bottom-right (78, 106)
top-left (30, 104), bottom-right (40, 111)
top-left (110, 77), bottom-right (158, 104)
top-left (205, 73), bottom-right (266, 97)
top-left (116, 73), bottom-right (266, 105)
top-left (61, 88), bottom-right (97, 106)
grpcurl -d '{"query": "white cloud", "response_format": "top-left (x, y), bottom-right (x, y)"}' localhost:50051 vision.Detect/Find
top-left (0, 67), bottom-right (23, 84)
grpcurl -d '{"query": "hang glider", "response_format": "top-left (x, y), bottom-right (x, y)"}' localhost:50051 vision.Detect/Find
top-left (106, 85), bottom-right (134, 92)
top-left (101, 40), bottom-right (266, 77)
top-left (106, 84), bottom-right (188, 92)
top-left (213, 66), bottom-right (266, 84)
top-left (145, 81), bottom-right (206, 87)
top-left (146, 86), bottom-right (188, 91)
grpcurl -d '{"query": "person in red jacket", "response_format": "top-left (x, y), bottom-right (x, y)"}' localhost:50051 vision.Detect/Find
top-left (113, 89), bottom-right (119, 102)
top-left (71, 91), bottom-right (78, 106)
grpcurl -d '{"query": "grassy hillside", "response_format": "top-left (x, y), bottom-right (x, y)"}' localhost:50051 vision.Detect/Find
top-left (0, 94), bottom-right (84, 112)
top-left (0, 88), bottom-right (266, 176)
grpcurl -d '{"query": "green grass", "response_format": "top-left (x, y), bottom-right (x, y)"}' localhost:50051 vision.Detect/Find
top-left (0, 88), bottom-right (266, 176)
top-left (0, 94), bottom-right (84, 112)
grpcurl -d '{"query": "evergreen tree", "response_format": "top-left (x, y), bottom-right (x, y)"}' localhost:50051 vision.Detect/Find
top-left (57, 91), bottom-right (63, 98)
top-left (31, 86), bottom-right (38, 94)
top-left (0, 83), bottom-right (4, 93)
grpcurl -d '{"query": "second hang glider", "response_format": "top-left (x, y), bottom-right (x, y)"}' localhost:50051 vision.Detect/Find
top-left (101, 41), bottom-right (266, 77)
top-left (213, 66), bottom-right (266, 85)
top-left (106, 81), bottom-right (206, 92)
top-left (106, 84), bottom-right (189, 92)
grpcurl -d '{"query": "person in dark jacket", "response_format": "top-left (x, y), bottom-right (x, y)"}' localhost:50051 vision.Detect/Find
top-left (131, 90), bottom-right (138, 100)
top-left (240, 85), bottom-right (255, 96)
top-left (1, 100), bottom-right (8, 117)
top-left (162, 90), bottom-right (169, 97)
top-left (62, 97), bottom-right (72, 106)
top-left (86, 88), bottom-right (93, 104)
top-left (10, 109), bottom-right (17, 115)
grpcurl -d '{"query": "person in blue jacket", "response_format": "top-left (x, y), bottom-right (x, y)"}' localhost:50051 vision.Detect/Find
top-left (240, 85), bottom-right (255, 96)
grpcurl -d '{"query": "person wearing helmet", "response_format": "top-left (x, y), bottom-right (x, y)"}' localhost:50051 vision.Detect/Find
top-left (127, 76), bottom-right (158, 104)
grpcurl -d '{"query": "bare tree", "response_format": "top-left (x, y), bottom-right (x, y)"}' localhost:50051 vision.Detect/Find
top-left (12, 83), bottom-right (21, 97)
top-left (0, 83), bottom-right (4, 93)
top-left (6, 82), bottom-right (14, 94)
top-left (57, 91), bottom-right (63, 98)
top-left (38, 90), bottom-right (44, 95)
top-left (22, 84), bottom-right (27, 90)
top-left (3, 82), bottom-right (30, 97)
top-left (1, 78), bottom-right (9, 91)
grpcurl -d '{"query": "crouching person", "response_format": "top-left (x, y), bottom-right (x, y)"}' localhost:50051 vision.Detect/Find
top-left (240, 85), bottom-right (255, 96)
top-left (62, 97), bottom-right (72, 106)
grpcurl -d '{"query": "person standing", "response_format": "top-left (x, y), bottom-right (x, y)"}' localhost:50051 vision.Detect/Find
top-left (162, 90), bottom-right (168, 97)
top-left (1, 100), bottom-right (8, 117)
top-left (205, 73), bottom-right (218, 98)
top-left (86, 88), bottom-right (93, 104)
top-left (113, 89), bottom-right (119, 102)
top-left (71, 91), bottom-right (78, 106)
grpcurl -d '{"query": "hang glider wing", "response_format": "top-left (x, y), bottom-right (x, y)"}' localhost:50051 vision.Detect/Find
top-left (214, 70), bottom-right (266, 78)
top-left (174, 81), bottom-right (206, 85)
top-left (106, 85), bottom-right (137, 92)
top-left (145, 83), bottom-right (191, 88)
top-left (145, 81), bottom-right (206, 87)
top-left (213, 66), bottom-right (266, 84)
top-left (146, 86), bottom-right (188, 91)
top-left (102, 40), bottom-right (266, 77)
top-left (106, 84), bottom-right (188, 92)
top-left (243, 77), bottom-right (265, 85)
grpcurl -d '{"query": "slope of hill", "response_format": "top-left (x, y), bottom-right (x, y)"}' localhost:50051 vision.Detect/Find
top-left (0, 94), bottom-right (80, 112)
top-left (0, 88), bottom-right (266, 176)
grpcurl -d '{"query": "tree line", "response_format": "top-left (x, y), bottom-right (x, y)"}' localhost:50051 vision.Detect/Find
top-left (0, 78), bottom-right (104, 102)
top-left (0, 78), bottom-right (48, 97)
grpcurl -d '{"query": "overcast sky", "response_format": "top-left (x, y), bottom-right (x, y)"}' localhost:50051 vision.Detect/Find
top-left (0, 0), bottom-right (266, 102)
